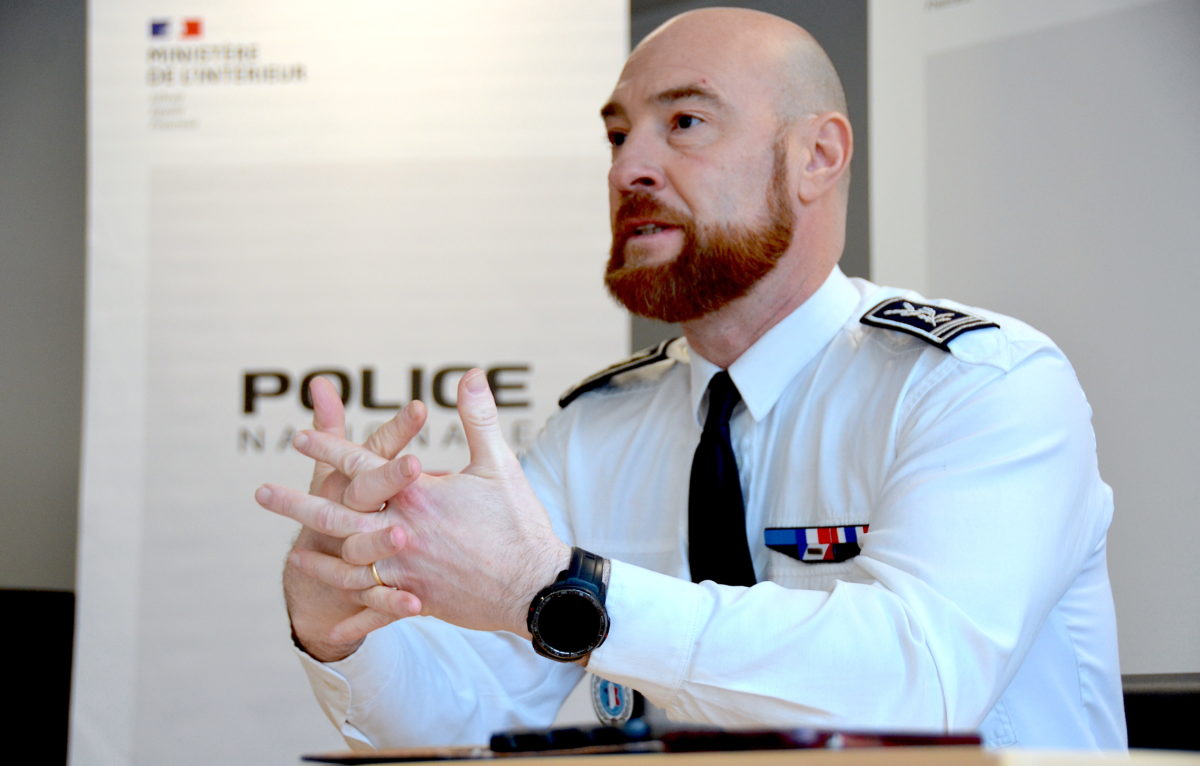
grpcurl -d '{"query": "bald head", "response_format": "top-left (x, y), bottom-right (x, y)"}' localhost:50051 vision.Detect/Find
top-left (628, 8), bottom-right (847, 124)
top-left (600, 7), bottom-right (854, 326)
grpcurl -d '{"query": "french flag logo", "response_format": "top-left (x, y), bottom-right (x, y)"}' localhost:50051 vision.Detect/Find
top-left (148, 18), bottom-right (203, 39)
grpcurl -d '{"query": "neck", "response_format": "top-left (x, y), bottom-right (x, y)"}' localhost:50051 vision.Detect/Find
top-left (681, 256), bottom-right (835, 369)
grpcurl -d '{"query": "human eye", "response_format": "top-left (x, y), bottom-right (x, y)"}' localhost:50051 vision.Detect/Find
top-left (606, 128), bottom-right (627, 147)
top-left (672, 113), bottom-right (703, 131)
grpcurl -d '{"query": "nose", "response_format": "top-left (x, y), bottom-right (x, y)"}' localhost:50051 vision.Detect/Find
top-left (608, 132), bottom-right (666, 194)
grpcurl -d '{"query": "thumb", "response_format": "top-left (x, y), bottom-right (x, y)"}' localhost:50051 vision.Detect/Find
top-left (457, 369), bottom-right (513, 473)
top-left (309, 376), bottom-right (347, 438)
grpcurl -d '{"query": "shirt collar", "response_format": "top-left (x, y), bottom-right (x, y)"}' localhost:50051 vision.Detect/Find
top-left (688, 266), bottom-right (860, 425)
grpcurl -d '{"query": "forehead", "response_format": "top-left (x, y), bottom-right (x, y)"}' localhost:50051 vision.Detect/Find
top-left (603, 38), bottom-right (778, 119)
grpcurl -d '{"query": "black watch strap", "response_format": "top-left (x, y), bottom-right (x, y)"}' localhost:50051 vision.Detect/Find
top-left (565, 547), bottom-right (608, 601)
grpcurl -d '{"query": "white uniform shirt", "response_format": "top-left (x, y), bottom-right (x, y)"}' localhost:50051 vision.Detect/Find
top-left (298, 267), bottom-right (1126, 750)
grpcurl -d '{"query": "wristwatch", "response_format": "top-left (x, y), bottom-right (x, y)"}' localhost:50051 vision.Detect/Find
top-left (527, 547), bottom-right (610, 662)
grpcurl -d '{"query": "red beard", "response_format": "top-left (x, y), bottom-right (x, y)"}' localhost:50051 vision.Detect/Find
top-left (605, 141), bottom-right (794, 323)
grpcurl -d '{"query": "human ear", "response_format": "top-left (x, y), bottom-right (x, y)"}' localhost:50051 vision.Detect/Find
top-left (798, 112), bottom-right (852, 203)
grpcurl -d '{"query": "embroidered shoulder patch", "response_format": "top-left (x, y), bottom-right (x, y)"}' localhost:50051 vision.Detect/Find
top-left (860, 298), bottom-right (998, 351)
top-left (558, 337), bottom-right (678, 408)
top-left (591, 676), bottom-right (641, 726)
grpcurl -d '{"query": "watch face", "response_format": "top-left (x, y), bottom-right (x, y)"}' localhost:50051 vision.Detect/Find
top-left (534, 588), bottom-right (607, 658)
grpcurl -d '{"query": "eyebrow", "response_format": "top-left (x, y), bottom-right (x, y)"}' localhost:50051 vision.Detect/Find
top-left (656, 85), bottom-right (722, 106)
top-left (600, 83), bottom-right (724, 119)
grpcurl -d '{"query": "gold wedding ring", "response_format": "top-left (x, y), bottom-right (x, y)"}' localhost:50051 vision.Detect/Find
top-left (370, 562), bottom-right (388, 588)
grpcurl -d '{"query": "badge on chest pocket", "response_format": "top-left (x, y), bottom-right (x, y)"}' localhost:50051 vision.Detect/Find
top-left (765, 525), bottom-right (868, 563)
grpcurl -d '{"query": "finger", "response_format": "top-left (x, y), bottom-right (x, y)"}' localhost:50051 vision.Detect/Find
top-left (312, 467), bottom-right (351, 503)
top-left (309, 377), bottom-right (347, 493)
top-left (288, 547), bottom-right (377, 591)
top-left (457, 369), bottom-right (516, 472)
top-left (366, 400), bottom-right (428, 461)
top-left (342, 453), bottom-right (422, 513)
top-left (288, 549), bottom-right (372, 590)
top-left (293, 525), bottom-right (343, 557)
top-left (328, 597), bottom-right (421, 645)
top-left (257, 484), bottom-right (378, 538)
top-left (357, 585), bottom-right (422, 620)
top-left (341, 525), bottom-right (407, 567)
top-left (327, 610), bottom-right (398, 646)
top-left (294, 430), bottom-right (387, 486)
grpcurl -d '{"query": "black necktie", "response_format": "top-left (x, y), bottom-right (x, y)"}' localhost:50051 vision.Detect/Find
top-left (688, 371), bottom-right (756, 586)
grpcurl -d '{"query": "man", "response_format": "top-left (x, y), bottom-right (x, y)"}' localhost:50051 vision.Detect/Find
top-left (256, 8), bottom-right (1125, 751)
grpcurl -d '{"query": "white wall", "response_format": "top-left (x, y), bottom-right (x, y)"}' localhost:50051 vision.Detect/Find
top-left (871, 0), bottom-right (1199, 673)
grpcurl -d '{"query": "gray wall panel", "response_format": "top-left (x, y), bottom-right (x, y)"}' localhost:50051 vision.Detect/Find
top-left (0, 0), bottom-right (85, 591)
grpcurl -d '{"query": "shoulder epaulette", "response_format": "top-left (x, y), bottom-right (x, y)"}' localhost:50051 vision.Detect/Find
top-left (558, 337), bottom-right (678, 408)
top-left (860, 298), bottom-right (998, 351)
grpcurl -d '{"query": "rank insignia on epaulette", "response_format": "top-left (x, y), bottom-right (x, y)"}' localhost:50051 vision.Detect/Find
top-left (558, 337), bottom-right (677, 408)
top-left (861, 298), bottom-right (998, 351)
top-left (765, 525), bottom-right (869, 563)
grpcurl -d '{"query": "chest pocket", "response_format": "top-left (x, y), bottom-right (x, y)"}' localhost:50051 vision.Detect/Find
top-left (762, 524), bottom-right (874, 590)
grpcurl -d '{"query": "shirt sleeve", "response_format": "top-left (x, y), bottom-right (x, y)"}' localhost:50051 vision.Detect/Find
top-left (296, 617), bottom-right (582, 749)
top-left (295, 412), bottom-right (585, 750)
top-left (586, 345), bottom-right (1112, 732)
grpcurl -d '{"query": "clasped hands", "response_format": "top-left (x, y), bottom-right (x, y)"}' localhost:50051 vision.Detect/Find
top-left (256, 368), bottom-right (569, 662)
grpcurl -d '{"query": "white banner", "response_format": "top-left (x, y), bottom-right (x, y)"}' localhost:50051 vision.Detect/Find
top-left (78, 2), bottom-right (627, 764)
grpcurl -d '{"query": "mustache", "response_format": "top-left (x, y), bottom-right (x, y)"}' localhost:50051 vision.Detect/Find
top-left (612, 194), bottom-right (691, 232)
